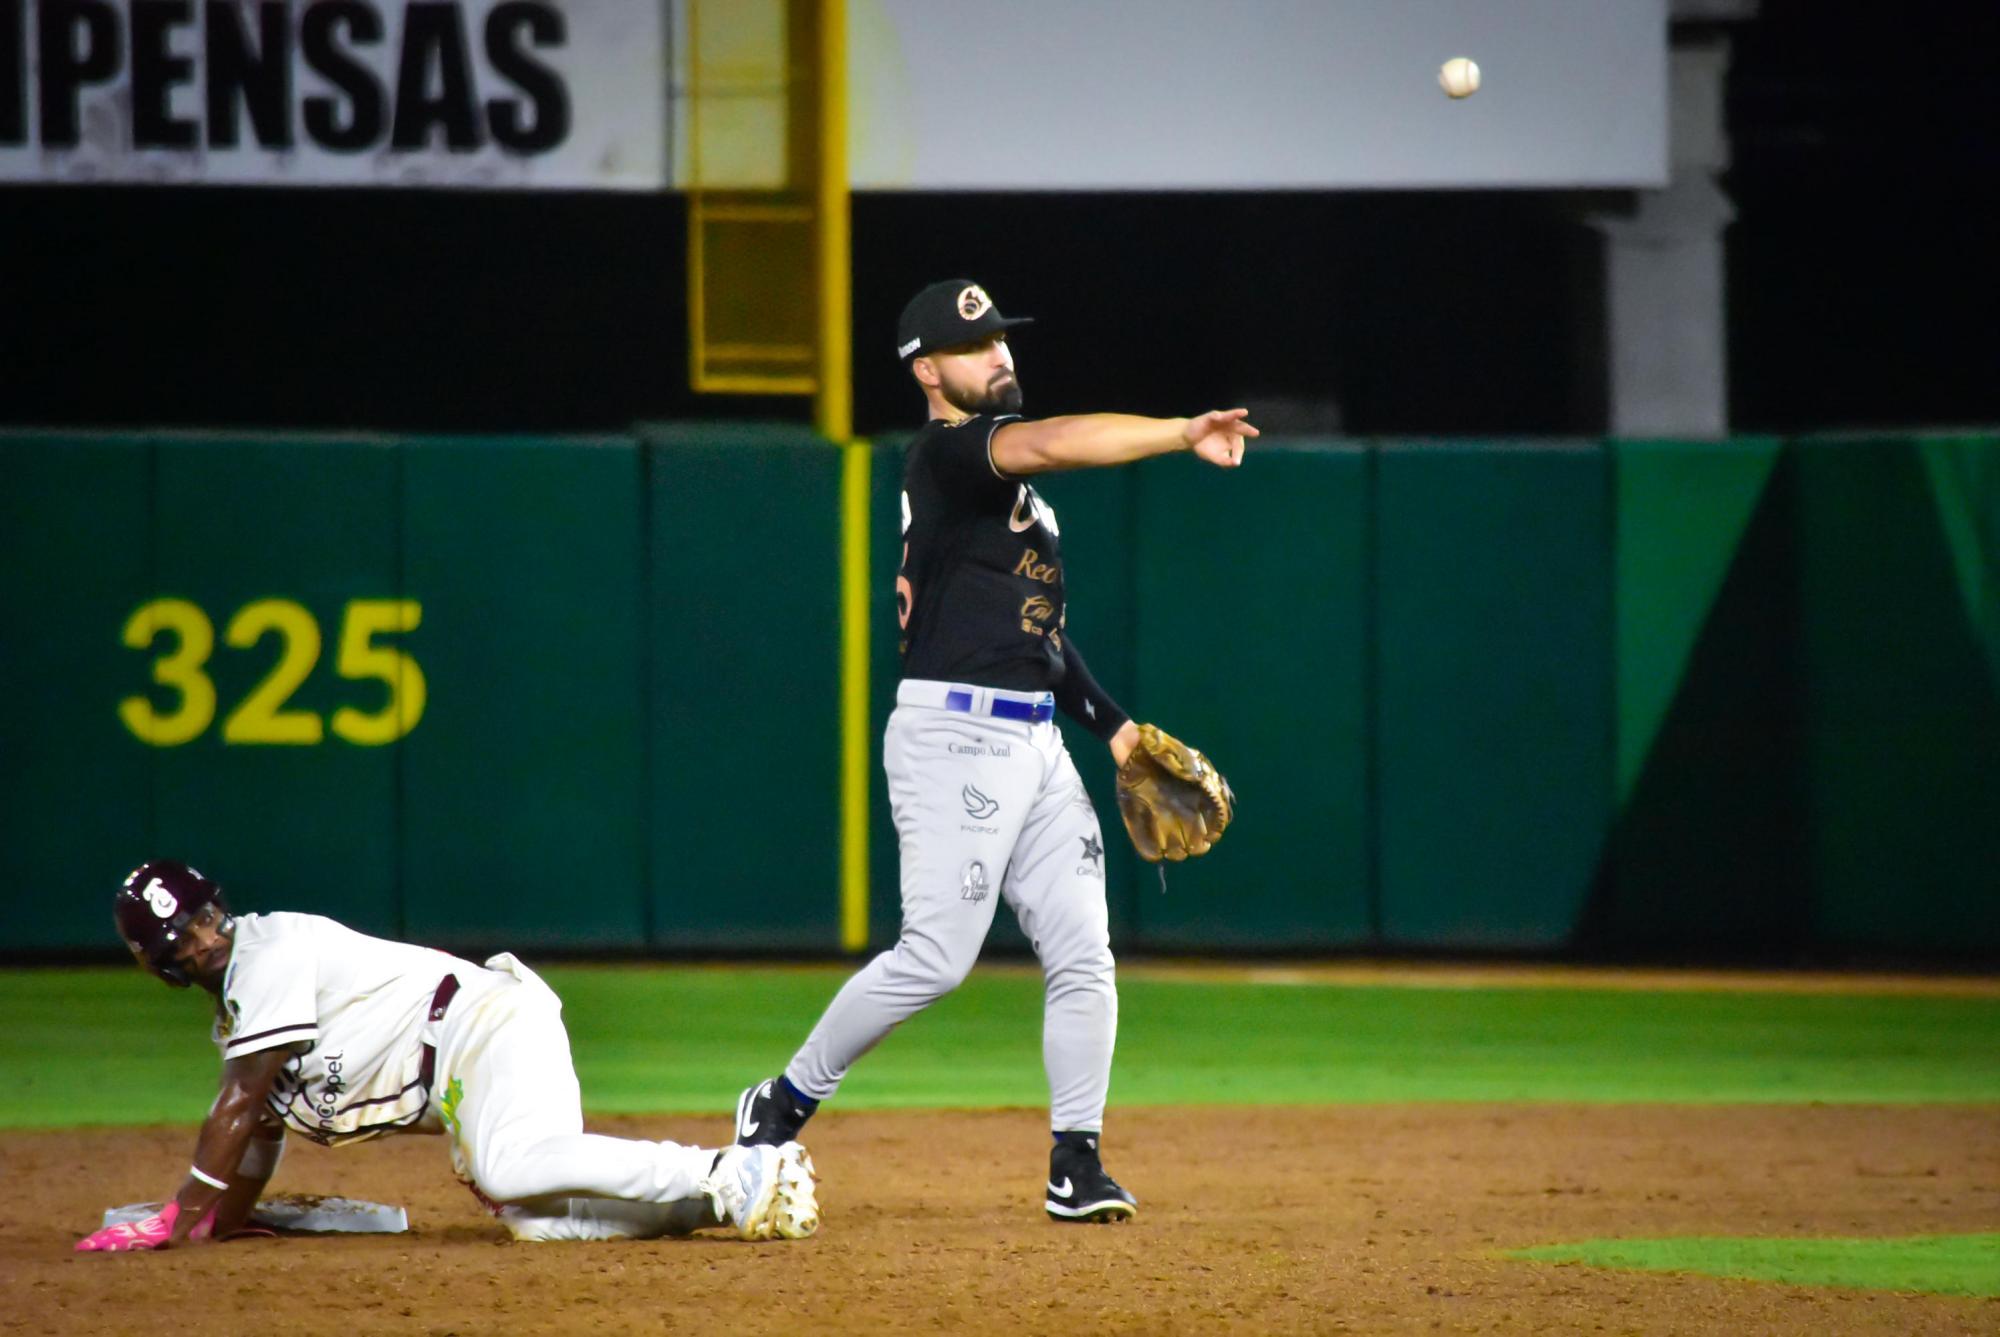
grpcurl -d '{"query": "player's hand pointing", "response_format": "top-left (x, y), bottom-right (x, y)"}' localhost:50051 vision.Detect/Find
top-left (1183, 409), bottom-right (1258, 467)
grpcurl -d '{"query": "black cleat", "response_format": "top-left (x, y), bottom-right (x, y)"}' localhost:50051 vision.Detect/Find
top-left (1045, 1133), bottom-right (1138, 1223)
top-left (735, 1076), bottom-right (813, 1148)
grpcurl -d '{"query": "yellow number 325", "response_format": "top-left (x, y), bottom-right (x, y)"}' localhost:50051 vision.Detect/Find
top-left (119, 599), bottom-right (426, 748)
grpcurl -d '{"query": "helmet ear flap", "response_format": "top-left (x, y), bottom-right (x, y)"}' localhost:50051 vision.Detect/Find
top-left (122, 919), bottom-right (194, 987)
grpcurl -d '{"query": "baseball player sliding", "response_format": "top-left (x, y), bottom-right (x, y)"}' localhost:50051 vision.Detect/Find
top-left (77, 861), bottom-right (819, 1251)
top-left (736, 280), bottom-right (1242, 1222)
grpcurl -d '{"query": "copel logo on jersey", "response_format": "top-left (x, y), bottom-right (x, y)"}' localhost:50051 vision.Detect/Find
top-left (1008, 485), bottom-right (1059, 536)
top-left (314, 1053), bottom-right (348, 1130)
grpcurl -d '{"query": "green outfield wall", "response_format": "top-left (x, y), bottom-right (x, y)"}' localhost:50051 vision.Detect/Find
top-left (4, 429), bottom-right (1996, 957)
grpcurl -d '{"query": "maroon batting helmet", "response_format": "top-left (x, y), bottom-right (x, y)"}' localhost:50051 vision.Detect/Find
top-left (114, 860), bottom-right (232, 987)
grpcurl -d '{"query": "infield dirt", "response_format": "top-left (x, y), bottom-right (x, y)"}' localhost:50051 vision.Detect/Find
top-left (5, 1104), bottom-right (1995, 1335)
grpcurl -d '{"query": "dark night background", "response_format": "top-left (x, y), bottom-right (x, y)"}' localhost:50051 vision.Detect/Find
top-left (2, 1), bottom-right (1994, 440)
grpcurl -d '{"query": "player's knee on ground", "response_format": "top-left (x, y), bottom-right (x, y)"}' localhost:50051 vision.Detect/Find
top-left (499, 1203), bottom-right (586, 1242)
top-left (470, 1146), bottom-right (569, 1206)
top-left (498, 1196), bottom-right (713, 1241)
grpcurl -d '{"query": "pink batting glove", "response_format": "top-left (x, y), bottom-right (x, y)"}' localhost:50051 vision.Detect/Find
top-left (76, 1201), bottom-right (180, 1253)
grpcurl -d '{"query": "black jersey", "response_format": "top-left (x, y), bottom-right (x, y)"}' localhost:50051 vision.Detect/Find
top-left (896, 413), bottom-right (1067, 690)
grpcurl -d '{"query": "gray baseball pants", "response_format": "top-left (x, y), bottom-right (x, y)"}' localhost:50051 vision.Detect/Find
top-left (785, 680), bottom-right (1118, 1133)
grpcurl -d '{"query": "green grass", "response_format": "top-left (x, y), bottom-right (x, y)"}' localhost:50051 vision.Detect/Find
top-left (1510, 1232), bottom-right (2000, 1298)
top-left (3, 965), bottom-right (1998, 1128)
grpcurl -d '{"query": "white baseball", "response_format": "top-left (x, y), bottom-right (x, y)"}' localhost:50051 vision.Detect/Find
top-left (1439, 57), bottom-right (1480, 99)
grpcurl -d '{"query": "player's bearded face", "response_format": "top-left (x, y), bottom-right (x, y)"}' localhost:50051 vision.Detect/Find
top-left (936, 339), bottom-right (1023, 415)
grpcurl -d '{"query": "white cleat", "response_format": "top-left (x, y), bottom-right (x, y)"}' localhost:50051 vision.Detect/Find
top-left (766, 1142), bottom-right (821, 1239)
top-left (703, 1142), bottom-right (820, 1241)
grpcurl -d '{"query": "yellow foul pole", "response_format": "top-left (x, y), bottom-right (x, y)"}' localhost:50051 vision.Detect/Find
top-left (816, 0), bottom-right (870, 952)
top-left (814, 0), bottom-right (851, 445)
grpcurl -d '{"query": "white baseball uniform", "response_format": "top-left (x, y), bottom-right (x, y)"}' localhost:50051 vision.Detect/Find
top-left (218, 912), bottom-right (717, 1240)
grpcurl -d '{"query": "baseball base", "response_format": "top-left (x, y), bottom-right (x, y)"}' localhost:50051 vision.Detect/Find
top-left (102, 1193), bottom-right (409, 1234)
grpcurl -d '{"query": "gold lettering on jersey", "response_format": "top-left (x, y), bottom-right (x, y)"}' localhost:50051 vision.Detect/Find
top-left (1020, 592), bottom-right (1056, 636)
top-left (1013, 549), bottom-right (1058, 584)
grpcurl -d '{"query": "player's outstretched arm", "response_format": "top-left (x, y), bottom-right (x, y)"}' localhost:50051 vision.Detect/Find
top-left (991, 408), bottom-right (1257, 476)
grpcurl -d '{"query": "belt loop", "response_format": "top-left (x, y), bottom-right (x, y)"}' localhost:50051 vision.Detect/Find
top-left (420, 973), bottom-right (461, 1093)
top-left (430, 973), bottom-right (461, 1022)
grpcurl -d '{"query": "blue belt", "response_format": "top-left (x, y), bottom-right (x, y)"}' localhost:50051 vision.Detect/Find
top-left (944, 688), bottom-right (1054, 723)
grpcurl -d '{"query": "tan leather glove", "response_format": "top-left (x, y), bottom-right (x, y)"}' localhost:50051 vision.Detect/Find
top-left (1114, 724), bottom-right (1235, 862)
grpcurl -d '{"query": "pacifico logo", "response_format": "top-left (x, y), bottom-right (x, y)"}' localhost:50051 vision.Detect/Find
top-left (962, 785), bottom-right (1000, 820)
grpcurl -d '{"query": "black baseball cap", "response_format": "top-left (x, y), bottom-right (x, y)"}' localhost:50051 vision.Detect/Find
top-left (895, 279), bottom-right (1034, 361)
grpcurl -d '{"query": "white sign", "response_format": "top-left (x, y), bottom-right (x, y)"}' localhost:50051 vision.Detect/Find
top-left (0, 0), bottom-right (667, 189)
top-left (844, 0), bottom-right (1667, 190)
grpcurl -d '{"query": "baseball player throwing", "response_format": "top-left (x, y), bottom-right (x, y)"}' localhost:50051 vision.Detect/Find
top-left (76, 860), bottom-right (820, 1250)
top-left (735, 279), bottom-right (1246, 1222)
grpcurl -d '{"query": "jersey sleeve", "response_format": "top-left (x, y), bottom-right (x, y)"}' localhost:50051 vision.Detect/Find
top-left (925, 414), bottom-right (1025, 501)
top-left (220, 931), bottom-right (319, 1060)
